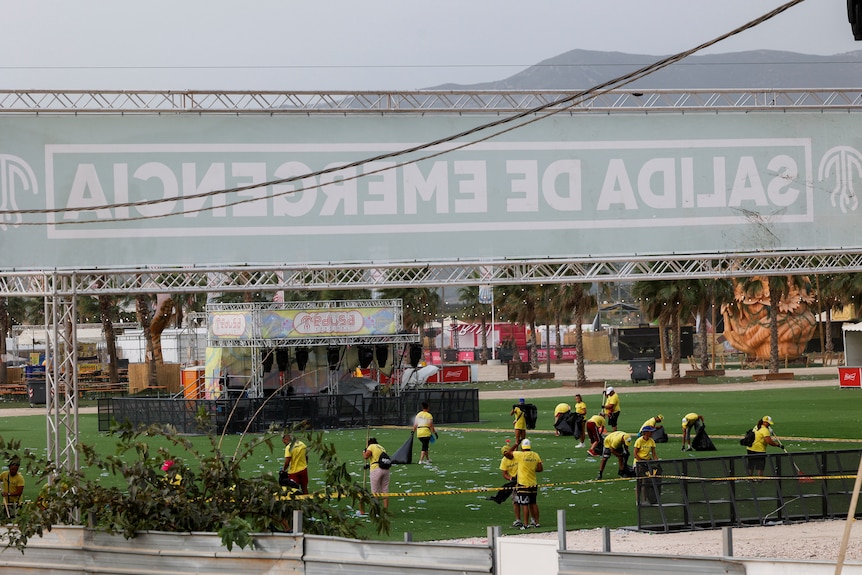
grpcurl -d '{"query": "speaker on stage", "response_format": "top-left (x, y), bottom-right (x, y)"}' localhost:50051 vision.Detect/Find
top-left (295, 347), bottom-right (309, 371)
top-left (409, 343), bottom-right (423, 368)
top-left (327, 347), bottom-right (341, 371)
top-left (275, 348), bottom-right (289, 372)
top-left (261, 349), bottom-right (274, 373)
top-left (375, 345), bottom-right (389, 368)
top-left (358, 346), bottom-right (374, 369)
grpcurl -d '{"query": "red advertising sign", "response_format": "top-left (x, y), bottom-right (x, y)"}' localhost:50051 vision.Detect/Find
top-left (426, 365), bottom-right (472, 384)
top-left (839, 367), bottom-right (862, 388)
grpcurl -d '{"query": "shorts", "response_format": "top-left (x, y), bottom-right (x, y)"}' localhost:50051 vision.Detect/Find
top-left (370, 467), bottom-right (390, 495)
top-left (607, 411), bottom-right (620, 428)
top-left (513, 485), bottom-right (538, 505)
top-left (587, 422), bottom-right (602, 444)
top-left (289, 467), bottom-right (309, 492)
top-left (746, 451), bottom-right (767, 473)
top-left (419, 436), bottom-right (431, 451)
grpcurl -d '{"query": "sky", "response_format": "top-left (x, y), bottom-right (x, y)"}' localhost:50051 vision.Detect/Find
top-left (1, 0), bottom-right (859, 91)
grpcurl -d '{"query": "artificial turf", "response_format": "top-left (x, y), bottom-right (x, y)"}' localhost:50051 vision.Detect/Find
top-left (1, 382), bottom-right (860, 542)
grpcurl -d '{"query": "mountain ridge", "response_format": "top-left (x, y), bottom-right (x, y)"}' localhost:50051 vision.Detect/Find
top-left (428, 49), bottom-right (862, 90)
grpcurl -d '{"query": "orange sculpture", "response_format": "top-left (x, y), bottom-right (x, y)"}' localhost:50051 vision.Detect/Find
top-left (721, 276), bottom-right (816, 360)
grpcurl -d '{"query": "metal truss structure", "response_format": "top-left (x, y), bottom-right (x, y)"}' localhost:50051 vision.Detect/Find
top-left (2, 88), bottom-right (861, 474)
top-left (1, 88), bottom-right (862, 114)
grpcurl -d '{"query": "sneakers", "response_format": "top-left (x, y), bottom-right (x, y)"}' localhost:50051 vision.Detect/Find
top-left (519, 524), bottom-right (527, 530)
top-left (575, 442), bottom-right (585, 448)
top-left (511, 520), bottom-right (524, 529)
top-left (528, 522), bottom-right (540, 528)
top-left (595, 473), bottom-right (603, 480)
top-left (682, 445), bottom-right (693, 452)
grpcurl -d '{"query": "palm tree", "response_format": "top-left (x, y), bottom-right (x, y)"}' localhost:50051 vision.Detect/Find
top-left (686, 279), bottom-right (734, 370)
top-left (633, 280), bottom-right (691, 379)
top-left (549, 283), bottom-right (593, 385)
top-left (497, 284), bottom-right (543, 370)
top-left (0, 297), bottom-right (8, 385)
top-left (135, 294), bottom-right (157, 387)
top-left (379, 286), bottom-right (440, 346)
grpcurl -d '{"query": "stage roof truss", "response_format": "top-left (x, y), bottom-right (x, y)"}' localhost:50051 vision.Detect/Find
top-left (2, 250), bottom-right (862, 298)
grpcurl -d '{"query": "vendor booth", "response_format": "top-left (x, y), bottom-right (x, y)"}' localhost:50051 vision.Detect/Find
top-left (840, 322), bottom-right (862, 388)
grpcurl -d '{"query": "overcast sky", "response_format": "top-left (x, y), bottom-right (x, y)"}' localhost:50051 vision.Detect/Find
top-left (1, 0), bottom-right (858, 91)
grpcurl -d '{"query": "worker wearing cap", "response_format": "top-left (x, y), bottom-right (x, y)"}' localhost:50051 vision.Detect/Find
top-left (586, 413), bottom-right (606, 456)
top-left (681, 413), bottom-right (705, 451)
top-left (634, 427), bottom-right (659, 503)
top-left (553, 402), bottom-right (571, 436)
top-left (489, 445), bottom-right (520, 526)
top-left (511, 398), bottom-right (528, 446)
top-left (641, 414), bottom-right (664, 434)
top-left (746, 416), bottom-right (783, 476)
top-left (602, 387), bottom-right (621, 431)
top-left (1, 457), bottom-right (25, 518)
top-left (573, 394), bottom-right (588, 448)
top-left (596, 431), bottom-right (632, 480)
top-left (504, 438), bottom-right (543, 529)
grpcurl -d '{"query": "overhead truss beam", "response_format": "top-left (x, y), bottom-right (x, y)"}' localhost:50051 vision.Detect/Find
top-left (0, 89), bottom-right (861, 114)
top-left (3, 250), bottom-right (862, 297)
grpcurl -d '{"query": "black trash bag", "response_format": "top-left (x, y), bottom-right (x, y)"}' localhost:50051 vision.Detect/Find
top-left (391, 433), bottom-right (414, 464)
top-left (651, 426), bottom-right (669, 443)
top-left (618, 464), bottom-right (637, 478)
top-left (692, 426), bottom-right (717, 451)
top-left (489, 479), bottom-right (517, 504)
top-left (554, 411), bottom-right (575, 436)
top-left (572, 412), bottom-right (584, 440)
top-left (278, 469), bottom-right (300, 490)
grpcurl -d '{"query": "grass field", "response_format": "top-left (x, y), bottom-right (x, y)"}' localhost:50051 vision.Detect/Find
top-left (2, 380), bottom-right (861, 542)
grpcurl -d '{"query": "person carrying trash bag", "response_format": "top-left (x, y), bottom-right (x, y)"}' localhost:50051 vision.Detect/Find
top-left (680, 413), bottom-right (705, 451)
top-left (553, 402), bottom-right (572, 436)
top-left (640, 414), bottom-right (667, 443)
top-left (488, 443), bottom-right (521, 528)
top-left (586, 413), bottom-right (606, 457)
top-left (596, 431), bottom-right (634, 480)
top-left (745, 415), bottom-right (783, 476)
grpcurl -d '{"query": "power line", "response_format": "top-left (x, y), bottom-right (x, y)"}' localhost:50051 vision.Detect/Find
top-left (2, 0), bottom-right (808, 227)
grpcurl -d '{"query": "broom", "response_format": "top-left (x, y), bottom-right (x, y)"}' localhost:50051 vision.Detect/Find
top-left (778, 439), bottom-right (813, 483)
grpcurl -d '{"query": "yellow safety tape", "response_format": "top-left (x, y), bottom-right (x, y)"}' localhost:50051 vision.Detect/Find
top-left (279, 473), bottom-right (857, 500)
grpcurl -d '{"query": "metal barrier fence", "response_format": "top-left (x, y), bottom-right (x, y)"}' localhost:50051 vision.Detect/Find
top-left (636, 449), bottom-right (862, 532)
top-left (97, 388), bottom-right (480, 433)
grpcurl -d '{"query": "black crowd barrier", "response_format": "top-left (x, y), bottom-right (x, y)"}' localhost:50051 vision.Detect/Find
top-left (636, 449), bottom-right (862, 532)
top-left (97, 388), bottom-right (480, 434)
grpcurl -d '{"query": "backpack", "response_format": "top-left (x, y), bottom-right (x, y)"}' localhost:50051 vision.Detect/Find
top-left (524, 404), bottom-right (538, 430)
top-left (377, 451), bottom-right (392, 469)
top-left (740, 428), bottom-right (756, 447)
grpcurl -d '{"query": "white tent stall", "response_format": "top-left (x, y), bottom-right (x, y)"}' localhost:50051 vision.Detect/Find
top-left (840, 322), bottom-right (862, 388)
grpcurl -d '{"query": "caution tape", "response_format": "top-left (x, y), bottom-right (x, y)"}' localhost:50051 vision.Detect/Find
top-left (281, 473), bottom-right (858, 501)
